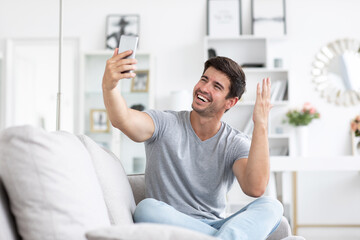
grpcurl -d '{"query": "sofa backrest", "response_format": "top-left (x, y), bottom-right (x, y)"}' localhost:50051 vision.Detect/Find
top-left (0, 177), bottom-right (20, 240)
top-left (128, 174), bottom-right (146, 205)
top-left (0, 126), bottom-right (137, 240)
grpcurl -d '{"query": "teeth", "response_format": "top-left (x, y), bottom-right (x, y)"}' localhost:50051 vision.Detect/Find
top-left (197, 95), bottom-right (209, 102)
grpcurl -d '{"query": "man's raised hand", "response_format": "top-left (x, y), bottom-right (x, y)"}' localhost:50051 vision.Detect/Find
top-left (252, 77), bottom-right (273, 126)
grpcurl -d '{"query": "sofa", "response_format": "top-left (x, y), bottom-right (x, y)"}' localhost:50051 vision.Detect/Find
top-left (0, 125), bottom-right (304, 240)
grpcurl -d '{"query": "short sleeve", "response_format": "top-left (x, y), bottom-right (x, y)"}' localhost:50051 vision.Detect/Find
top-left (144, 110), bottom-right (176, 143)
top-left (230, 133), bottom-right (251, 163)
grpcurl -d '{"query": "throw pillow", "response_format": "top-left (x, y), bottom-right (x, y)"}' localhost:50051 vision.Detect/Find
top-left (77, 134), bottom-right (135, 225)
top-left (0, 126), bottom-right (111, 240)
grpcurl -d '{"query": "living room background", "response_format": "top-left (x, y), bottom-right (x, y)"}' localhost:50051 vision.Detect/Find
top-left (0, 0), bottom-right (359, 239)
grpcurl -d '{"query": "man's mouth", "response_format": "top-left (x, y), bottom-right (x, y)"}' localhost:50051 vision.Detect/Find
top-left (197, 94), bottom-right (210, 103)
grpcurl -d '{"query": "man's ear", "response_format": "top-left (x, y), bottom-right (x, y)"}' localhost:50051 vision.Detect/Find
top-left (225, 97), bottom-right (239, 110)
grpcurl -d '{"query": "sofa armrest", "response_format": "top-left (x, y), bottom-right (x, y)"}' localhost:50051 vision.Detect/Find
top-left (85, 223), bottom-right (218, 240)
top-left (266, 216), bottom-right (292, 240)
top-left (128, 174), bottom-right (145, 205)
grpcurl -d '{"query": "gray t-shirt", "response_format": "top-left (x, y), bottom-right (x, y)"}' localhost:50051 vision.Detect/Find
top-left (144, 110), bottom-right (251, 220)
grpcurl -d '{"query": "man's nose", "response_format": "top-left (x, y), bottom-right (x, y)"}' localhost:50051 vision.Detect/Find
top-left (200, 82), bottom-right (210, 93)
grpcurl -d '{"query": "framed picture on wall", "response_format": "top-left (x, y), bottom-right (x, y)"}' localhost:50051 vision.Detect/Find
top-left (90, 109), bottom-right (110, 133)
top-left (251, 0), bottom-right (286, 36)
top-left (106, 15), bottom-right (139, 50)
top-left (207, 0), bottom-right (242, 36)
top-left (131, 70), bottom-right (149, 92)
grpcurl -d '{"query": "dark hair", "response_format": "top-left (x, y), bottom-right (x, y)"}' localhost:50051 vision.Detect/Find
top-left (203, 56), bottom-right (246, 99)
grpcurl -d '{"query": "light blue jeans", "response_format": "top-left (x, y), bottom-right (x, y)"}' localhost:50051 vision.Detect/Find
top-left (134, 196), bottom-right (284, 240)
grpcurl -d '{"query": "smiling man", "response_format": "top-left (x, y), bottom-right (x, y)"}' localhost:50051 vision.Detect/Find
top-left (102, 49), bottom-right (283, 240)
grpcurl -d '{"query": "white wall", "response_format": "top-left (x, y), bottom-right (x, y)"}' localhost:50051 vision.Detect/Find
top-left (1, 0), bottom-right (359, 155)
top-left (0, 0), bottom-right (207, 112)
top-left (285, 0), bottom-right (360, 156)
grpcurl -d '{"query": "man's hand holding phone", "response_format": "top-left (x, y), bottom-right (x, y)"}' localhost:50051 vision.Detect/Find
top-left (102, 49), bottom-right (137, 92)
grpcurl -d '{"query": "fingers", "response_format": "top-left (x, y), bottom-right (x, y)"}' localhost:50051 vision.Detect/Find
top-left (114, 58), bottom-right (137, 68)
top-left (115, 50), bottom-right (133, 60)
top-left (256, 78), bottom-right (271, 96)
top-left (106, 51), bottom-right (137, 78)
top-left (117, 64), bottom-right (137, 74)
top-left (112, 48), bottom-right (118, 57)
top-left (256, 82), bottom-right (261, 98)
top-left (121, 71), bottom-right (136, 79)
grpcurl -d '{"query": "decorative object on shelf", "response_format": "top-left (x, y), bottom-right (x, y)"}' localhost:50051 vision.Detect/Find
top-left (131, 70), bottom-right (149, 92)
top-left (350, 115), bottom-right (360, 137)
top-left (285, 102), bottom-right (320, 127)
top-left (251, 0), bottom-right (286, 36)
top-left (295, 126), bottom-right (309, 157)
top-left (130, 104), bottom-right (145, 111)
top-left (271, 79), bottom-right (287, 102)
top-left (90, 109), bottom-right (110, 133)
top-left (350, 115), bottom-right (360, 156)
top-left (208, 48), bottom-right (217, 59)
top-left (106, 15), bottom-right (139, 50)
top-left (285, 103), bottom-right (320, 157)
top-left (241, 63), bottom-right (264, 68)
top-left (207, 0), bottom-right (242, 37)
top-left (273, 58), bottom-right (283, 68)
top-left (312, 38), bottom-right (360, 106)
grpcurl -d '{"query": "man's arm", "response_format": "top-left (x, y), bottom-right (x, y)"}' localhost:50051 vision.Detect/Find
top-left (232, 78), bottom-right (272, 197)
top-left (102, 49), bottom-right (155, 142)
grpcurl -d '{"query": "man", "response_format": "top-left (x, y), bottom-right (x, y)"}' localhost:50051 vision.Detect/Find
top-left (102, 49), bottom-right (283, 240)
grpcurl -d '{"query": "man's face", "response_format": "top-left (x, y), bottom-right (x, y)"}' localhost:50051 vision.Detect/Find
top-left (192, 67), bottom-right (237, 116)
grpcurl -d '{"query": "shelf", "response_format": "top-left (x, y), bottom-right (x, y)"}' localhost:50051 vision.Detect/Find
top-left (205, 35), bottom-right (288, 41)
top-left (243, 67), bottom-right (288, 73)
top-left (205, 34), bottom-right (291, 158)
top-left (80, 50), bottom-right (154, 174)
top-left (205, 35), bottom-right (266, 41)
top-left (205, 37), bottom-right (267, 66)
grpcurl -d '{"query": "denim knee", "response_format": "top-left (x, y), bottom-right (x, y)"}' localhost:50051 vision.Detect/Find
top-left (254, 196), bottom-right (284, 217)
top-left (133, 198), bottom-right (162, 223)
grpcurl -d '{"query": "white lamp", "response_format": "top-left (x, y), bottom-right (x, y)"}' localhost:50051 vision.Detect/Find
top-left (170, 90), bottom-right (192, 111)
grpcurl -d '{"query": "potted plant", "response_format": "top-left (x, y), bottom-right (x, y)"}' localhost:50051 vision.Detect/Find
top-left (284, 102), bottom-right (320, 156)
top-left (285, 102), bottom-right (320, 126)
top-left (350, 115), bottom-right (360, 155)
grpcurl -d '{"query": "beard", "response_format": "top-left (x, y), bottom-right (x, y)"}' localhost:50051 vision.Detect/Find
top-left (191, 100), bottom-right (218, 116)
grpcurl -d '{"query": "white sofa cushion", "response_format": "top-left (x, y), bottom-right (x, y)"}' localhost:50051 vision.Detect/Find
top-left (85, 223), bottom-right (219, 240)
top-left (77, 134), bottom-right (135, 225)
top-left (0, 126), bottom-right (111, 240)
top-left (0, 179), bottom-right (19, 240)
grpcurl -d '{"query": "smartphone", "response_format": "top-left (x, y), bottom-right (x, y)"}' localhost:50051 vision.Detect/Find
top-left (118, 35), bottom-right (139, 59)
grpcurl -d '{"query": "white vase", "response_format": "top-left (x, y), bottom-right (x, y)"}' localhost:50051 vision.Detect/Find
top-left (295, 126), bottom-right (309, 157)
top-left (351, 132), bottom-right (360, 156)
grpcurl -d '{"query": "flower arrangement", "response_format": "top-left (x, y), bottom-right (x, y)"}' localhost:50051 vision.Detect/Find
top-left (350, 115), bottom-right (360, 137)
top-left (285, 102), bottom-right (320, 126)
